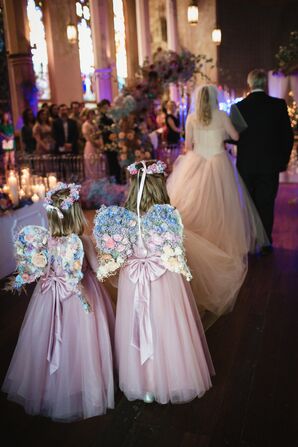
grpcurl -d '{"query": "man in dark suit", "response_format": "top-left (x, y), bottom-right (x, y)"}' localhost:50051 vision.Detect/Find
top-left (97, 99), bottom-right (121, 184)
top-left (52, 104), bottom-right (79, 154)
top-left (233, 69), bottom-right (294, 252)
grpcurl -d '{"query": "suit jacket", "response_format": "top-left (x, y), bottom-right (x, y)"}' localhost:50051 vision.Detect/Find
top-left (233, 92), bottom-right (293, 174)
top-left (52, 118), bottom-right (79, 154)
top-left (97, 112), bottom-right (114, 145)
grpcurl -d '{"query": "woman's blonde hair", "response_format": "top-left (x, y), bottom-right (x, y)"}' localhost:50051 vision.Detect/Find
top-left (47, 187), bottom-right (86, 237)
top-left (196, 86), bottom-right (212, 125)
top-left (195, 84), bottom-right (218, 126)
top-left (125, 160), bottom-right (171, 214)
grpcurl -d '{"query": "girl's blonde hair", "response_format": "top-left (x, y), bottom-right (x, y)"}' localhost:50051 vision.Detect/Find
top-left (47, 187), bottom-right (86, 237)
top-left (195, 85), bottom-right (218, 126)
top-left (125, 160), bottom-right (171, 214)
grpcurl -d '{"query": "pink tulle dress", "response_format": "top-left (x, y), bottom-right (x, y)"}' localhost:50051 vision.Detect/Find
top-left (94, 204), bottom-right (214, 404)
top-left (167, 110), bottom-right (269, 328)
top-left (2, 226), bottom-right (115, 422)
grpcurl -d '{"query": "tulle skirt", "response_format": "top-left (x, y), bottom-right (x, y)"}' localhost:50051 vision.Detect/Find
top-left (2, 269), bottom-right (115, 422)
top-left (115, 269), bottom-right (214, 404)
top-left (167, 150), bottom-right (269, 327)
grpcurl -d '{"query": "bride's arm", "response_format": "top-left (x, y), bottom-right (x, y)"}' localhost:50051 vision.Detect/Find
top-left (222, 112), bottom-right (239, 141)
top-left (184, 115), bottom-right (194, 152)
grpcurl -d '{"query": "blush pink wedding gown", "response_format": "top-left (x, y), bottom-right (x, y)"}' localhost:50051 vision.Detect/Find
top-left (167, 110), bottom-right (269, 328)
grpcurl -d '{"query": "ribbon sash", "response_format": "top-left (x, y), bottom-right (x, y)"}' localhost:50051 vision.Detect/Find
top-left (41, 273), bottom-right (75, 375)
top-left (126, 255), bottom-right (166, 365)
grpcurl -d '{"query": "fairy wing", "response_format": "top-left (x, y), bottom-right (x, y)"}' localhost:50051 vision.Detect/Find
top-left (142, 204), bottom-right (192, 281)
top-left (12, 225), bottom-right (49, 290)
top-left (93, 205), bottom-right (138, 281)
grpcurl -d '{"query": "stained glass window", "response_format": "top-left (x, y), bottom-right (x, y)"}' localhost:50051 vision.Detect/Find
top-left (26, 0), bottom-right (50, 100)
top-left (112, 0), bottom-right (127, 90)
top-left (76, 1), bottom-right (95, 102)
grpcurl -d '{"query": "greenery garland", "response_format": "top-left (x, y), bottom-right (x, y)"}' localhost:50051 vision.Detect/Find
top-left (274, 31), bottom-right (298, 76)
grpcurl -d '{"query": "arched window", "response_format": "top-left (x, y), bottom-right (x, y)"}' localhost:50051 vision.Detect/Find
top-left (112, 0), bottom-right (127, 90)
top-left (76, 0), bottom-right (95, 102)
top-left (26, 0), bottom-right (50, 100)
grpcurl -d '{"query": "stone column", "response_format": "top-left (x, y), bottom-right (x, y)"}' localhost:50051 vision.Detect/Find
top-left (90, 0), bottom-right (117, 101)
top-left (136, 0), bottom-right (152, 66)
top-left (43, 0), bottom-right (83, 105)
top-left (123, 0), bottom-right (139, 83)
top-left (3, 0), bottom-right (37, 127)
top-left (165, 0), bottom-right (179, 101)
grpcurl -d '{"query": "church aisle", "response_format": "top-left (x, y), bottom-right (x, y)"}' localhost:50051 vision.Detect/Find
top-left (0, 183), bottom-right (297, 447)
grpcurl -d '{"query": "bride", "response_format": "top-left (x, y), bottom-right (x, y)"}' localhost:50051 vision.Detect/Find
top-left (167, 84), bottom-right (268, 329)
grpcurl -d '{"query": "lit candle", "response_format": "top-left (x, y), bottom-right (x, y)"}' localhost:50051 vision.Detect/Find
top-left (3, 184), bottom-right (9, 194)
top-left (31, 193), bottom-right (39, 203)
top-left (8, 172), bottom-right (19, 206)
top-left (37, 183), bottom-right (46, 199)
top-left (48, 175), bottom-right (57, 189)
top-left (19, 189), bottom-right (26, 199)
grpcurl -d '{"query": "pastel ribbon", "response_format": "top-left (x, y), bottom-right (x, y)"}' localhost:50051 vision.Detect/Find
top-left (40, 272), bottom-right (75, 375)
top-left (126, 254), bottom-right (166, 365)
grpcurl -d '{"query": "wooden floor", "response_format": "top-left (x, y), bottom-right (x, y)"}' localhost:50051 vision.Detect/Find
top-left (1, 183), bottom-right (298, 447)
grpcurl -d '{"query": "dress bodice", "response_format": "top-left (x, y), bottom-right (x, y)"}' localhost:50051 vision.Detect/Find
top-left (187, 110), bottom-right (229, 159)
top-left (93, 204), bottom-right (192, 281)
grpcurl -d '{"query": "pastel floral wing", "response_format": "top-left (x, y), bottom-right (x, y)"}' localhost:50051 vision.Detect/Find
top-left (12, 225), bottom-right (49, 290)
top-left (143, 204), bottom-right (192, 281)
top-left (93, 205), bottom-right (138, 280)
top-left (59, 234), bottom-right (84, 286)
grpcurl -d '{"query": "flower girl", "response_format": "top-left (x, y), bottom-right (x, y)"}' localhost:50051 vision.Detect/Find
top-left (93, 160), bottom-right (214, 404)
top-left (2, 183), bottom-right (115, 422)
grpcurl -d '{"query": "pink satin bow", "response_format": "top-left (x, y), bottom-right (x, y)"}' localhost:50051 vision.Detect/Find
top-left (126, 255), bottom-right (166, 365)
top-left (40, 272), bottom-right (75, 375)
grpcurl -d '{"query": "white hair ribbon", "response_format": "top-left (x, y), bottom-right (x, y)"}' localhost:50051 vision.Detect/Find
top-left (136, 161), bottom-right (147, 242)
top-left (45, 204), bottom-right (64, 219)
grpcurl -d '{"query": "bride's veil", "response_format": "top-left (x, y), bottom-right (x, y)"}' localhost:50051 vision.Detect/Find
top-left (189, 84), bottom-right (219, 114)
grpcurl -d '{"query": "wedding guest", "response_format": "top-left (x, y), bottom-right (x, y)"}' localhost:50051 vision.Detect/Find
top-left (33, 109), bottom-right (55, 154)
top-left (70, 101), bottom-right (84, 153)
top-left (98, 99), bottom-right (121, 184)
top-left (165, 101), bottom-right (182, 146)
top-left (0, 111), bottom-right (15, 172)
top-left (82, 108), bottom-right (102, 180)
top-left (41, 102), bottom-right (50, 113)
top-left (233, 69), bottom-right (294, 252)
top-left (21, 108), bottom-right (36, 154)
top-left (49, 104), bottom-right (59, 124)
top-left (52, 104), bottom-right (79, 154)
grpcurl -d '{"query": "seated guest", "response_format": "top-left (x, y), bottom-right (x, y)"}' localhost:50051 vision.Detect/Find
top-left (21, 108), bottom-right (36, 154)
top-left (33, 109), bottom-right (54, 155)
top-left (98, 99), bottom-right (121, 184)
top-left (52, 104), bottom-right (79, 154)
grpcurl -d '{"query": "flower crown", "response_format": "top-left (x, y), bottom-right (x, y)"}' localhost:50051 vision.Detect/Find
top-left (44, 182), bottom-right (81, 216)
top-left (127, 160), bottom-right (167, 176)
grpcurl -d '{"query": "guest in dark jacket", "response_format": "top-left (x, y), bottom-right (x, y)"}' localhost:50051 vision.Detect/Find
top-left (21, 108), bottom-right (36, 154)
top-left (52, 104), bottom-right (79, 154)
top-left (97, 99), bottom-right (121, 183)
top-left (232, 69), bottom-right (294, 250)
